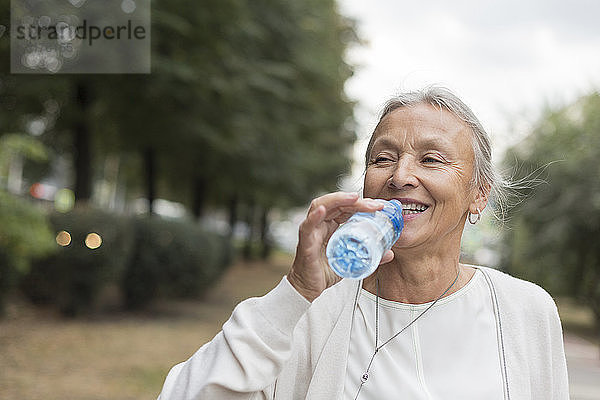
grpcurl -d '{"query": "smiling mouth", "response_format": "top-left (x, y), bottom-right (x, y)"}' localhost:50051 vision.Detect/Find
top-left (401, 203), bottom-right (429, 215)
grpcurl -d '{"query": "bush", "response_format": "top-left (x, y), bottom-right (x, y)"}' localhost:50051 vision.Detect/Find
top-left (21, 207), bottom-right (134, 316)
top-left (0, 191), bottom-right (56, 316)
top-left (22, 208), bottom-right (233, 315)
top-left (123, 216), bottom-right (232, 309)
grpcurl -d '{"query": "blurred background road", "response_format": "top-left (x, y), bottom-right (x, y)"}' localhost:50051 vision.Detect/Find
top-left (565, 333), bottom-right (600, 400)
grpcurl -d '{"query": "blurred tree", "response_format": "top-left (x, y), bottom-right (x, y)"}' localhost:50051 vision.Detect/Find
top-left (223, 0), bottom-right (357, 257)
top-left (153, 0), bottom-right (357, 210)
top-left (1, 0), bottom-right (357, 245)
top-left (101, 0), bottom-right (357, 257)
top-left (0, 0), bottom-right (96, 203)
top-left (0, 134), bottom-right (56, 315)
top-left (502, 92), bottom-right (600, 330)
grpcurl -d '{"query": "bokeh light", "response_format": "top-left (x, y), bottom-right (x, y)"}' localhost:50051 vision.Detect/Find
top-left (121, 0), bottom-right (136, 14)
top-left (29, 182), bottom-right (44, 199)
top-left (85, 233), bottom-right (102, 249)
top-left (54, 188), bottom-right (75, 213)
top-left (55, 230), bottom-right (71, 247)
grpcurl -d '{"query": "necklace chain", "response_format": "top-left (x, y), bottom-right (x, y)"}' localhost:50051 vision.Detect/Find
top-left (354, 267), bottom-right (461, 400)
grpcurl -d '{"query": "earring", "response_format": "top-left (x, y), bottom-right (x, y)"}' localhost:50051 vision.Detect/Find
top-left (468, 207), bottom-right (481, 224)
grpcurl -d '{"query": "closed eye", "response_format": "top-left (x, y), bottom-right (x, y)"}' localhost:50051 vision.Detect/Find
top-left (368, 152), bottom-right (396, 164)
top-left (422, 152), bottom-right (448, 163)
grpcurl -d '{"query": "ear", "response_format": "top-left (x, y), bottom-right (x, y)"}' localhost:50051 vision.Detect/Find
top-left (469, 183), bottom-right (491, 215)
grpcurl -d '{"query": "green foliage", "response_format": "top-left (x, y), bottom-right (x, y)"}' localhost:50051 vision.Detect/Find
top-left (502, 92), bottom-right (600, 324)
top-left (4, 0), bottom-right (355, 208)
top-left (0, 134), bottom-right (55, 315)
top-left (0, 133), bottom-right (49, 170)
top-left (1, 0), bottom-right (357, 215)
top-left (141, 0), bottom-right (357, 211)
top-left (123, 216), bottom-right (232, 309)
top-left (0, 133), bottom-right (54, 274)
top-left (0, 191), bottom-right (56, 273)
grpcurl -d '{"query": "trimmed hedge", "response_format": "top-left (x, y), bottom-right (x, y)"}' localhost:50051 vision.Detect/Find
top-left (22, 208), bottom-right (134, 316)
top-left (22, 208), bottom-right (232, 316)
top-left (123, 216), bottom-right (232, 309)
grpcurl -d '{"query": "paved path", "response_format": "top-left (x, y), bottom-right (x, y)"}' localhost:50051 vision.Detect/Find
top-left (564, 333), bottom-right (600, 399)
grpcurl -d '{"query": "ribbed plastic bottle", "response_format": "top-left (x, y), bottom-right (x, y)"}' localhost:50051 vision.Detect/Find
top-left (326, 199), bottom-right (403, 279)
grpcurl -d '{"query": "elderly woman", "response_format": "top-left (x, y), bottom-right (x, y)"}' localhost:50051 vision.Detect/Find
top-left (158, 87), bottom-right (569, 399)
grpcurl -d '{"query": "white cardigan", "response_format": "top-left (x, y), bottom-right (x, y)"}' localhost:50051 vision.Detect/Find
top-left (158, 267), bottom-right (569, 399)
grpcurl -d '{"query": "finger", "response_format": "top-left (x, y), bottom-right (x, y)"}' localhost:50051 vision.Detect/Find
top-left (379, 249), bottom-right (395, 265)
top-left (297, 205), bottom-right (328, 256)
top-left (309, 192), bottom-right (359, 214)
top-left (331, 210), bottom-right (354, 225)
top-left (301, 204), bottom-right (326, 235)
top-left (324, 198), bottom-right (384, 221)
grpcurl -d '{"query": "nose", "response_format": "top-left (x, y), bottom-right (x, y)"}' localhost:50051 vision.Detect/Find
top-left (387, 156), bottom-right (419, 189)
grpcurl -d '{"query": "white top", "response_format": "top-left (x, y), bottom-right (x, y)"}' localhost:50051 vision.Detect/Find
top-left (344, 269), bottom-right (505, 399)
top-left (158, 267), bottom-right (569, 399)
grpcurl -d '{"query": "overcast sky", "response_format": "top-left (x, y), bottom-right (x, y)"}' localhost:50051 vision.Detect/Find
top-left (337, 0), bottom-right (600, 190)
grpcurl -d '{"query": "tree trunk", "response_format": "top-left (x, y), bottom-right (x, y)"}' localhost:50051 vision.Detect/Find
top-left (570, 238), bottom-right (588, 297)
top-left (74, 81), bottom-right (92, 202)
top-left (228, 193), bottom-right (239, 239)
top-left (260, 207), bottom-right (271, 260)
top-left (192, 176), bottom-right (206, 219)
top-left (243, 201), bottom-right (256, 261)
top-left (144, 147), bottom-right (156, 214)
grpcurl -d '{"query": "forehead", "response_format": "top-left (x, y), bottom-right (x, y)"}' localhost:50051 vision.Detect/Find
top-left (371, 103), bottom-right (472, 151)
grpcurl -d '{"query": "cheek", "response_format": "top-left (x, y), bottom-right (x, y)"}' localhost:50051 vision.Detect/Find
top-left (363, 168), bottom-right (387, 197)
top-left (425, 170), bottom-right (473, 206)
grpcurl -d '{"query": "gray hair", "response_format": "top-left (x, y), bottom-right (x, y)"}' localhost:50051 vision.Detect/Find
top-left (365, 86), bottom-right (509, 219)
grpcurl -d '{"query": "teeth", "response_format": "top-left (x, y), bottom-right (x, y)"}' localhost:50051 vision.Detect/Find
top-left (402, 209), bottom-right (422, 215)
top-left (402, 203), bottom-right (428, 212)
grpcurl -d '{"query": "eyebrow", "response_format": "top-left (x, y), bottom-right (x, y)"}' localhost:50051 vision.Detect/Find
top-left (370, 134), bottom-right (456, 153)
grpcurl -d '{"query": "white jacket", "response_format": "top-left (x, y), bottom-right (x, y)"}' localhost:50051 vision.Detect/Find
top-left (158, 266), bottom-right (569, 399)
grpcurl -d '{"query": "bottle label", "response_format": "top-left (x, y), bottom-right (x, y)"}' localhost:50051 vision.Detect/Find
top-left (351, 199), bottom-right (403, 241)
top-left (380, 200), bottom-right (403, 233)
top-left (354, 200), bottom-right (402, 230)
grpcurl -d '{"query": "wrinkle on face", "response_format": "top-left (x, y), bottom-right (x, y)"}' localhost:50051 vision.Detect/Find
top-left (363, 103), bottom-right (478, 250)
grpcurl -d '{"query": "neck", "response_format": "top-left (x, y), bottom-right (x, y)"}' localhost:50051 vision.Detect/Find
top-left (362, 249), bottom-right (473, 303)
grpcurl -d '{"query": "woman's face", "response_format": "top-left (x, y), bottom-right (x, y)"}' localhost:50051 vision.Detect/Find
top-left (364, 103), bottom-right (484, 251)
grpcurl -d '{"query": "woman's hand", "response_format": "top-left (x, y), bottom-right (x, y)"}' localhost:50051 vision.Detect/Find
top-left (288, 192), bottom-right (395, 302)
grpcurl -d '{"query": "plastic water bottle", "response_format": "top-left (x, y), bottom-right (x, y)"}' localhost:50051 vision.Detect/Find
top-left (326, 199), bottom-right (404, 279)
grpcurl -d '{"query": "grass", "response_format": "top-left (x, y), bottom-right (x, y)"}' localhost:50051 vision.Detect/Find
top-left (0, 253), bottom-right (291, 400)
